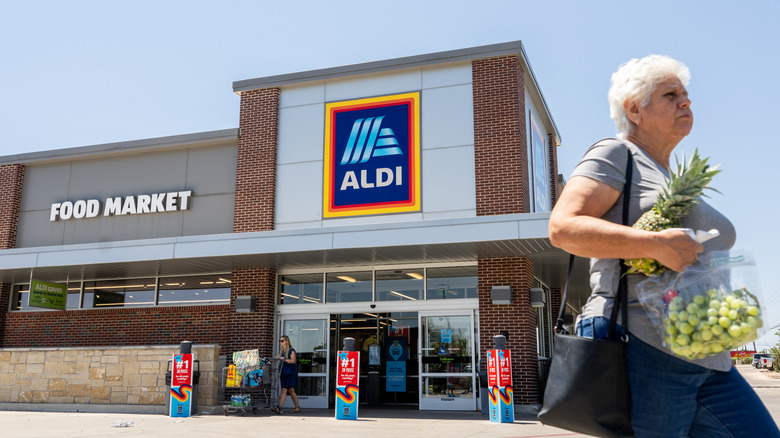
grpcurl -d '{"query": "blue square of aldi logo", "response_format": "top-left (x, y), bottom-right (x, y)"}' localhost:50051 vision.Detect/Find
top-left (324, 92), bottom-right (421, 218)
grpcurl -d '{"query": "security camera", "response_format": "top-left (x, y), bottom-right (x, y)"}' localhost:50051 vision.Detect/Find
top-left (370, 304), bottom-right (376, 309)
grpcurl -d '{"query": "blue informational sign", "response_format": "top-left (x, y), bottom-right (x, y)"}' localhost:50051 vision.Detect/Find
top-left (386, 361), bottom-right (406, 392)
top-left (441, 329), bottom-right (452, 343)
top-left (386, 338), bottom-right (407, 392)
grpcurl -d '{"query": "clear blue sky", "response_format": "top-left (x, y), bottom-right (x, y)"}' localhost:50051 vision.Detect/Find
top-left (2, 1), bottom-right (778, 349)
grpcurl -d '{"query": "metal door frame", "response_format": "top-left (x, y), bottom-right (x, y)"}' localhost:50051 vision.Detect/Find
top-left (278, 313), bottom-right (330, 409)
top-left (418, 310), bottom-right (477, 411)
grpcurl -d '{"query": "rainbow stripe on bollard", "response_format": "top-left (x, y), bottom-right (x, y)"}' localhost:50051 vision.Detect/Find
top-left (487, 349), bottom-right (514, 423)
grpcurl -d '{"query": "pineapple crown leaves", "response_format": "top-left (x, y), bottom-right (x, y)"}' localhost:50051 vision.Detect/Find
top-left (654, 148), bottom-right (721, 220)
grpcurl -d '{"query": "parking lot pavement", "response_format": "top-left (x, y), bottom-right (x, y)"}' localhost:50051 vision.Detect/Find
top-left (737, 363), bottom-right (780, 424)
top-left (0, 364), bottom-right (777, 438)
top-left (0, 408), bottom-right (590, 438)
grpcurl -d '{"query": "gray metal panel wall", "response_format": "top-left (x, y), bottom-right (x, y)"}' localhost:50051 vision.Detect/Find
top-left (16, 143), bottom-right (237, 247)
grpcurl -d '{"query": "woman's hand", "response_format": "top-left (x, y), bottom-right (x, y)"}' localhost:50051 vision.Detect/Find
top-left (651, 228), bottom-right (703, 271)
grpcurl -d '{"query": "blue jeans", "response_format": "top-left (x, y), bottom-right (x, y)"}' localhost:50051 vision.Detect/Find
top-left (627, 333), bottom-right (779, 437)
top-left (576, 316), bottom-right (623, 340)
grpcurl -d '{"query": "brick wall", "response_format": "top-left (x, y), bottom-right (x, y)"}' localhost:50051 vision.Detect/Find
top-left (0, 164), bottom-right (24, 347)
top-left (477, 257), bottom-right (538, 404)
top-left (233, 88), bottom-right (280, 233)
top-left (227, 268), bottom-right (276, 360)
top-left (230, 86), bottom-right (279, 362)
top-left (0, 164), bottom-right (24, 250)
top-left (472, 56), bottom-right (529, 216)
top-left (2, 306), bottom-right (230, 349)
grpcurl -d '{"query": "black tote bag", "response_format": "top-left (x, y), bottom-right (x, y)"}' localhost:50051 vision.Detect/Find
top-left (538, 148), bottom-right (634, 437)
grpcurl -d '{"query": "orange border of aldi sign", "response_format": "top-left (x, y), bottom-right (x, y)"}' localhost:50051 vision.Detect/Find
top-left (323, 92), bottom-right (421, 218)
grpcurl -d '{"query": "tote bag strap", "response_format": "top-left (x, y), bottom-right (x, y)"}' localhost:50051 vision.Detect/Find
top-left (555, 146), bottom-right (634, 336)
top-left (608, 148), bottom-right (633, 340)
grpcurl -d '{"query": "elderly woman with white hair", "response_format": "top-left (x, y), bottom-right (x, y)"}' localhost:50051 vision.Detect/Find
top-left (549, 55), bottom-right (779, 436)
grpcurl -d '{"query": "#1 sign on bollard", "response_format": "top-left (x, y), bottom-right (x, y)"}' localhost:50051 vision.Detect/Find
top-left (335, 350), bottom-right (360, 420)
top-left (170, 353), bottom-right (194, 417)
top-left (487, 348), bottom-right (514, 423)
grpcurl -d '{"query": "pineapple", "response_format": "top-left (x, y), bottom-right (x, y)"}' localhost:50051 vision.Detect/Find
top-left (625, 149), bottom-right (720, 276)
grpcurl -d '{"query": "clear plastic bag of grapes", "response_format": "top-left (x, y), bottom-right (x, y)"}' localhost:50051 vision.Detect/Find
top-left (636, 250), bottom-right (765, 360)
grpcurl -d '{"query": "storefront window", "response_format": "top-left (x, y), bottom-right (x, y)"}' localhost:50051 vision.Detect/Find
top-left (82, 279), bottom-right (156, 308)
top-left (426, 267), bottom-right (477, 300)
top-left (11, 282), bottom-right (82, 311)
top-left (157, 275), bottom-right (231, 306)
top-left (326, 271), bottom-right (372, 303)
top-left (279, 273), bottom-right (324, 304)
top-left (277, 266), bottom-right (478, 305)
top-left (10, 273), bottom-right (233, 311)
top-left (376, 269), bottom-right (423, 301)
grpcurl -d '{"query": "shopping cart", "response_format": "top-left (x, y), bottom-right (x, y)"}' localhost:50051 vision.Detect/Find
top-left (221, 352), bottom-right (281, 416)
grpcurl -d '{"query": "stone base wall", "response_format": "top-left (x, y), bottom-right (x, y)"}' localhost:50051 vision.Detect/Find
top-left (0, 344), bottom-right (220, 409)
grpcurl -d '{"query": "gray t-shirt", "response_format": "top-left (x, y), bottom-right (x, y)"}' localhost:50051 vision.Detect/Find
top-left (570, 138), bottom-right (736, 371)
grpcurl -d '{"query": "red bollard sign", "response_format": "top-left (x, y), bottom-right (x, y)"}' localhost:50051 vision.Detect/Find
top-left (487, 349), bottom-right (514, 423)
top-left (169, 353), bottom-right (194, 417)
top-left (335, 350), bottom-right (359, 420)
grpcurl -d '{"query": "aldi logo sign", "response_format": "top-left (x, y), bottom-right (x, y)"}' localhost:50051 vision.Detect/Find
top-left (323, 92), bottom-right (421, 218)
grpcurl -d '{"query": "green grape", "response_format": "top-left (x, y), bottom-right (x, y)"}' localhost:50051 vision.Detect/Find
top-left (663, 287), bottom-right (761, 360)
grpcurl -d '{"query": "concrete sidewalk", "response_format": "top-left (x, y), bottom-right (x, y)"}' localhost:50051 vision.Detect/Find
top-left (1, 364), bottom-right (777, 438)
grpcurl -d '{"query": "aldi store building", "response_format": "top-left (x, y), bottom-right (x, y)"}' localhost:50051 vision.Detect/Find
top-left (0, 41), bottom-right (583, 411)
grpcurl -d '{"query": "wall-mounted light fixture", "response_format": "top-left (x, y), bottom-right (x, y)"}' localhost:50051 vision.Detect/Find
top-left (490, 285), bottom-right (512, 305)
top-left (530, 288), bottom-right (546, 308)
top-left (235, 295), bottom-right (256, 313)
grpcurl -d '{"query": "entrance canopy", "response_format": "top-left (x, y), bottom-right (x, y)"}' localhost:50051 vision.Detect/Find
top-left (0, 213), bottom-right (591, 303)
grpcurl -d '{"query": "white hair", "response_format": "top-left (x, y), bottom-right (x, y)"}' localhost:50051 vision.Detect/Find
top-left (608, 55), bottom-right (691, 139)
